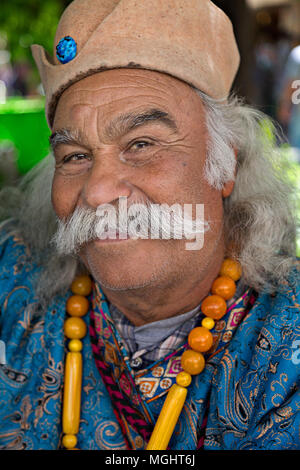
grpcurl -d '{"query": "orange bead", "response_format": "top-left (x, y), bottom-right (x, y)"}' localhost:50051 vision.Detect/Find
top-left (212, 276), bottom-right (236, 300)
top-left (219, 258), bottom-right (242, 282)
top-left (66, 295), bottom-right (89, 317)
top-left (71, 275), bottom-right (92, 297)
top-left (64, 317), bottom-right (87, 339)
top-left (188, 327), bottom-right (213, 353)
top-left (201, 295), bottom-right (227, 320)
top-left (181, 350), bottom-right (205, 375)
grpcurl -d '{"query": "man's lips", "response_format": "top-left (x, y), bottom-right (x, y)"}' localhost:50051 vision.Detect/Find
top-left (93, 231), bottom-right (134, 244)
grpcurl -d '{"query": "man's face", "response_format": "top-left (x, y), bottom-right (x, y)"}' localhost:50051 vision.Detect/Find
top-left (52, 68), bottom-right (229, 292)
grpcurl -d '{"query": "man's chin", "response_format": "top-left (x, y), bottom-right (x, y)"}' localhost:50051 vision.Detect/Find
top-left (78, 246), bottom-right (156, 292)
top-left (85, 262), bottom-right (160, 292)
top-left (93, 277), bottom-right (156, 292)
top-left (79, 237), bottom-right (180, 293)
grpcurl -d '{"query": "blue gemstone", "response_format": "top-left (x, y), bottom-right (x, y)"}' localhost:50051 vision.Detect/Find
top-left (56, 36), bottom-right (77, 64)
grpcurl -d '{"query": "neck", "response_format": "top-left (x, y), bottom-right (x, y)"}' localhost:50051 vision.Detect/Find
top-left (100, 243), bottom-right (225, 327)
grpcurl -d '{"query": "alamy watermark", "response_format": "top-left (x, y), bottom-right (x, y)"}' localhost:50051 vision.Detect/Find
top-left (0, 340), bottom-right (6, 365)
top-left (292, 340), bottom-right (300, 365)
top-left (53, 197), bottom-right (209, 253)
top-left (292, 80), bottom-right (300, 105)
top-left (95, 198), bottom-right (208, 250)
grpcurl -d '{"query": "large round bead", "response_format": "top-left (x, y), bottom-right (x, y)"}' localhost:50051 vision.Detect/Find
top-left (188, 327), bottom-right (213, 353)
top-left (64, 317), bottom-right (87, 339)
top-left (212, 276), bottom-right (236, 300)
top-left (66, 295), bottom-right (89, 317)
top-left (71, 275), bottom-right (92, 297)
top-left (181, 350), bottom-right (205, 375)
top-left (201, 295), bottom-right (227, 320)
top-left (219, 258), bottom-right (242, 282)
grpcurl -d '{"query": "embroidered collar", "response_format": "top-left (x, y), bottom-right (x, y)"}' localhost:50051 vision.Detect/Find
top-left (105, 280), bottom-right (248, 368)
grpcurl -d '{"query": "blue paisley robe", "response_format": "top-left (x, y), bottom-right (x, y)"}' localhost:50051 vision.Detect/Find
top-left (0, 232), bottom-right (299, 450)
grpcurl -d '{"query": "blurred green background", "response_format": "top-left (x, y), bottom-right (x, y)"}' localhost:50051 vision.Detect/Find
top-left (0, 0), bottom-right (72, 174)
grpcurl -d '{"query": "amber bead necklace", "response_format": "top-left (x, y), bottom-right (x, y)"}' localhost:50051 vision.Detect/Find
top-left (61, 258), bottom-right (242, 450)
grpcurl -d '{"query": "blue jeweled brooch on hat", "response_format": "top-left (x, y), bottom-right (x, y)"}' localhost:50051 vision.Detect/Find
top-left (56, 36), bottom-right (77, 64)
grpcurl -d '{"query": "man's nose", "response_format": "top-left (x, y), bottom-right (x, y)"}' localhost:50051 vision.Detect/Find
top-left (81, 156), bottom-right (133, 209)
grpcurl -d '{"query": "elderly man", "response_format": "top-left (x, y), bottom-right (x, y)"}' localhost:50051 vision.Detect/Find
top-left (0, 0), bottom-right (299, 451)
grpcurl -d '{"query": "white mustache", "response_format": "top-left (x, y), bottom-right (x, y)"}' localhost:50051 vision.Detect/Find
top-left (52, 198), bottom-right (209, 255)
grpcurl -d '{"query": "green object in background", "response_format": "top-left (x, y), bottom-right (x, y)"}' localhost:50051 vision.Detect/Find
top-left (0, 97), bottom-right (50, 174)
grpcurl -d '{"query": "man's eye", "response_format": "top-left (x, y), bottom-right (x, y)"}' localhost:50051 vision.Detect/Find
top-left (128, 140), bottom-right (153, 152)
top-left (62, 153), bottom-right (90, 163)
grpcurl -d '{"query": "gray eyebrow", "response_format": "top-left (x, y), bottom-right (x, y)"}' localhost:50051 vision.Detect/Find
top-left (107, 108), bottom-right (178, 139)
top-left (49, 108), bottom-right (178, 151)
top-left (49, 128), bottom-right (84, 152)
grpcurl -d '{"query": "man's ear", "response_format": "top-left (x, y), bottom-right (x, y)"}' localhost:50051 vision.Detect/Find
top-left (222, 180), bottom-right (235, 198)
top-left (221, 148), bottom-right (238, 199)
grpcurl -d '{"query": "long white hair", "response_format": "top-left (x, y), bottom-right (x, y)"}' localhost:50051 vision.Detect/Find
top-left (0, 90), bottom-right (298, 305)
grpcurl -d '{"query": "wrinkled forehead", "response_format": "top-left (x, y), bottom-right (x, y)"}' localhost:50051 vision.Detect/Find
top-left (52, 68), bottom-right (206, 133)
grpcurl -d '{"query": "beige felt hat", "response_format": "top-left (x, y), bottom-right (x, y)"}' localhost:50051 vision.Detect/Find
top-left (31, 0), bottom-right (240, 128)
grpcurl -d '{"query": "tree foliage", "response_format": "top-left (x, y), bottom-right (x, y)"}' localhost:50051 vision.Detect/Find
top-left (0, 0), bottom-right (72, 64)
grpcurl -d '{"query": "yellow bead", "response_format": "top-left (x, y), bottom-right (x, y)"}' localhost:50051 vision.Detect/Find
top-left (176, 371), bottom-right (192, 388)
top-left (181, 349), bottom-right (205, 375)
top-left (68, 339), bottom-right (83, 352)
top-left (71, 275), bottom-right (92, 297)
top-left (201, 317), bottom-right (215, 330)
top-left (220, 258), bottom-right (242, 282)
top-left (66, 295), bottom-right (89, 317)
top-left (146, 384), bottom-right (187, 450)
top-left (64, 317), bottom-right (87, 340)
top-left (63, 352), bottom-right (82, 435)
top-left (62, 434), bottom-right (77, 449)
